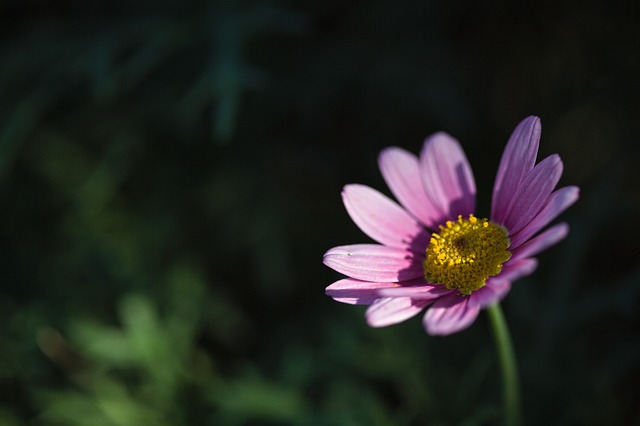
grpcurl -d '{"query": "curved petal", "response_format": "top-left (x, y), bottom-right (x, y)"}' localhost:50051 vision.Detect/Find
top-left (323, 244), bottom-right (424, 282)
top-left (492, 116), bottom-right (541, 224)
top-left (325, 278), bottom-right (398, 305)
top-left (470, 280), bottom-right (512, 309)
top-left (469, 258), bottom-right (538, 309)
top-left (498, 258), bottom-right (539, 282)
top-left (377, 283), bottom-right (453, 300)
top-left (419, 132), bottom-right (476, 220)
top-left (378, 147), bottom-right (442, 228)
top-left (366, 297), bottom-right (429, 327)
top-left (423, 293), bottom-right (480, 336)
top-left (509, 186), bottom-right (579, 249)
top-left (500, 154), bottom-right (564, 234)
top-left (511, 223), bottom-right (569, 260)
top-left (342, 184), bottom-right (429, 251)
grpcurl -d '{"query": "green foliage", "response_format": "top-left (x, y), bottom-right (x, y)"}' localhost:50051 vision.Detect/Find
top-left (1, 1), bottom-right (639, 425)
top-left (28, 261), bottom-right (309, 426)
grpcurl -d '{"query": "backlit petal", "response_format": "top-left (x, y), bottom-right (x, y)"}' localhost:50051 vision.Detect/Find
top-left (498, 258), bottom-right (539, 282)
top-left (378, 147), bottom-right (442, 228)
top-left (511, 223), bottom-right (569, 260)
top-left (423, 293), bottom-right (480, 336)
top-left (342, 184), bottom-right (429, 251)
top-left (470, 280), bottom-right (512, 308)
top-left (509, 186), bottom-right (579, 249)
top-left (376, 283), bottom-right (452, 300)
top-left (323, 244), bottom-right (424, 282)
top-left (325, 278), bottom-right (398, 305)
top-left (501, 154), bottom-right (563, 234)
top-left (419, 132), bottom-right (476, 220)
top-left (366, 297), bottom-right (429, 327)
top-left (492, 116), bottom-right (541, 224)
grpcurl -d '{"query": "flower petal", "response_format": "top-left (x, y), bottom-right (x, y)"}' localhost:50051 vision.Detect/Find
top-left (419, 132), bottom-right (476, 220)
top-left (366, 297), bottom-right (429, 327)
top-left (323, 244), bottom-right (424, 282)
top-left (470, 258), bottom-right (537, 308)
top-left (376, 283), bottom-right (453, 300)
top-left (492, 116), bottom-right (541, 224)
top-left (423, 293), bottom-right (480, 336)
top-left (325, 278), bottom-right (398, 305)
top-left (342, 184), bottom-right (429, 251)
top-left (509, 186), bottom-right (579, 249)
top-left (498, 258), bottom-right (539, 282)
top-left (511, 223), bottom-right (569, 260)
top-left (378, 147), bottom-right (442, 228)
top-left (501, 154), bottom-right (563, 234)
top-left (470, 280), bottom-right (512, 309)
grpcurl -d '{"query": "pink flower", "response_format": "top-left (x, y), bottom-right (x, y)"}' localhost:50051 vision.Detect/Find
top-left (323, 116), bottom-right (579, 336)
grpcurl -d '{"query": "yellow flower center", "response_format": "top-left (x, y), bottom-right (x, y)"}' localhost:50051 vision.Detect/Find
top-left (424, 215), bottom-right (511, 295)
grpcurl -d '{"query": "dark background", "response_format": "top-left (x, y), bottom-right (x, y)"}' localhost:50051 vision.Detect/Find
top-left (1, 1), bottom-right (639, 425)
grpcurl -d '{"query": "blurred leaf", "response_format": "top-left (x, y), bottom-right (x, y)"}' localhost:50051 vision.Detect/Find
top-left (70, 322), bottom-right (134, 368)
top-left (211, 368), bottom-right (306, 424)
top-left (38, 377), bottom-right (168, 426)
top-left (119, 294), bottom-right (184, 391)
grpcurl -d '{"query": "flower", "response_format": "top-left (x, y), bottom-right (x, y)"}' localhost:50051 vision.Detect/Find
top-left (323, 116), bottom-right (579, 336)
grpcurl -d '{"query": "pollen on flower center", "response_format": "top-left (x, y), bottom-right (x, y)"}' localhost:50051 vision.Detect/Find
top-left (424, 215), bottom-right (511, 295)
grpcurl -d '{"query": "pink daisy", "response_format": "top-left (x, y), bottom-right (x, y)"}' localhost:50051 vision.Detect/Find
top-left (323, 116), bottom-right (579, 336)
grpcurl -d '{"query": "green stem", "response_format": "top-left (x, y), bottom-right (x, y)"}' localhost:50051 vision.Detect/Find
top-left (487, 302), bottom-right (521, 426)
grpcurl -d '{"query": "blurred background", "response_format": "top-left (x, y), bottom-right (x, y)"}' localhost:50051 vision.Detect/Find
top-left (0, 1), bottom-right (639, 425)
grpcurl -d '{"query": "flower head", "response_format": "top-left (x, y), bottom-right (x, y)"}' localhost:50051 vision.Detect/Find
top-left (323, 116), bottom-right (579, 335)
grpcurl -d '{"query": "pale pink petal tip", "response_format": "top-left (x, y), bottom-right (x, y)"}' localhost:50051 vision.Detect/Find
top-left (341, 184), bottom-right (429, 251)
top-left (366, 297), bottom-right (428, 328)
top-left (322, 244), bottom-right (424, 282)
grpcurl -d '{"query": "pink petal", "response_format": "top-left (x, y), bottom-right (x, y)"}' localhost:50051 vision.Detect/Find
top-left (342, 184), bottom-right (429, 251)
top-left (422, 293), bottom-right (480, 336)
top-left (466, 258), bottom-right (537, 308)
top-left (325, 278), bottom-right (399, 305)
top-left (498, 258), bottom-right (539, 282)
top-left (470, 280), bottom-right (512, 308)
top-left (511, 223), bottom-right (569, 260)
top-left (509, 186), bottom-right (579, 249)
top-left (492, 116), bottom-right (541, 224)
top-left (366, 297), bottom-right (429, 327)
top-left (419, 132), bottom-right (476, 220)
top-left (376, 283), bottom-right (453, 300)
top-left (501, 154), bottom-right (564, 234)
top-left (323, 244), bottom-right (424, 282)
top-left (378, 147), bottom-right (442, 228)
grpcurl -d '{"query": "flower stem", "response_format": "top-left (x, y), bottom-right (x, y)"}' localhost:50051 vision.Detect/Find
top-left (487, 302), bottom-right (521, 426)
